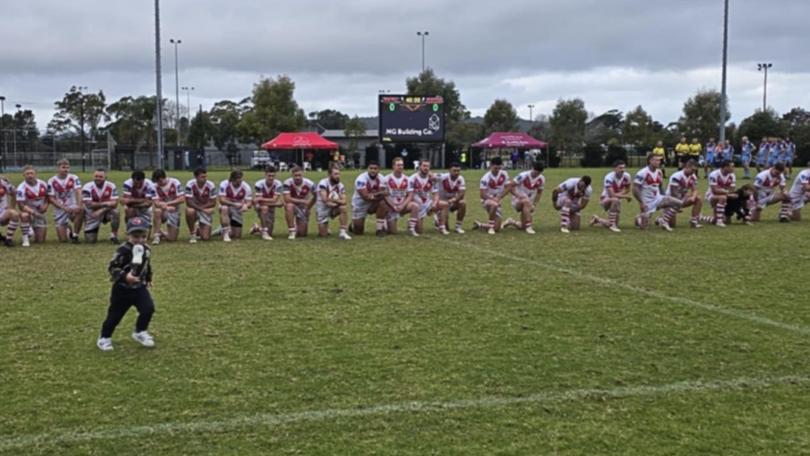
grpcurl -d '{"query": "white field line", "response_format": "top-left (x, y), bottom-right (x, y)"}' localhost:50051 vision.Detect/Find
top-left (438, 239), bottom-right (810, 337)
top-left (1, 375), bottom-right (807, 450)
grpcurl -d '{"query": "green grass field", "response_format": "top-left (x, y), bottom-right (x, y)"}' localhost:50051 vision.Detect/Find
top-left (2, 167), bottom-right (810, 455)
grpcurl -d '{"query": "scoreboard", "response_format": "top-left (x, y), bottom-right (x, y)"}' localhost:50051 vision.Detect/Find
top-left (378, 95), bottom-right (445, 143)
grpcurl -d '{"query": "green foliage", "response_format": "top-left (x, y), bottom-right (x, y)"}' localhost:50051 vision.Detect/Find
top-left (550, 98), bottom-right (587, 153)
top-left (586, 109), bottom-right (623, 145)
top-left (49, 86), bottom-right (107, 141)
top-left (187, 110), bottom-right (213, 151)
top-left (344, 115), bottom-right (367, 153)
top-left (738, 109), bottom-right (786, 143)
top-left (104, 96), bottom-right (159, 152)
top-left (605, 144), bottom-right (629, 165)
top-left (581, 143), bottom-right (605, 167)
top-left (482, 99), bottom-right (519, 135)
top-left (623, 105), bottom-right (656, 147)
top-left (238, 75), bottom-right (307, 145)
top-left (679, 89), bottom-right (731, 140)
top-left (406, 68), bottom-right (467, 126)
top-left (309, 109), bottom-right (350, 130)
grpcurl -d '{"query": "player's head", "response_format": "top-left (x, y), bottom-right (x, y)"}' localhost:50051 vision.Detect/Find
top-left (490, 156), bottom-right (503, 173)
top-left (291, 165), bottom-right (303, 183)
top-left (531, 161), bottom-right (545, 175)
top-left (328, 166), bottom-right (341, 183)
top-left (772, 163), bottom-right (785, 175)
top-left (683, 159), bottom-right (697, 175)
top-left (680, 136), bottom-right (687, 143)
top-left (56, 159), bottom-right (70, 176)
top-left (692, 137), bottom-right (699, 144)
top-left (720, 159), bottom-right (733, 173)
top-left (419, 159), bottom-right (430, 175)
top-left (264, 165), bottom-right (276, 181)
top-left (193, 167), bottom-right (207, 178)
top-left (93, 168), bottom-right (107, 186)
top-left (647, 154), bottom-right (661, 169)
top-left (612, 160), bottom-right (625, 175)
top-left (449, 162), bottom-right (461, 177)
top-left (366, 160), bottom-right (380, 178)
top-left (22, 165), bottom-right (36, 183)
top-left (656, 140), bottom-right (663, 147)
top-left (392, 157), bottom-right (404, 174)
top-left (578, 176), bottom-right (591, 193)
top-left (229, 169), bottom-right (243, 186)
top-left (152, 169), bottom-right (167, 185)
top-left (131, 170), bottom-right (146, 188)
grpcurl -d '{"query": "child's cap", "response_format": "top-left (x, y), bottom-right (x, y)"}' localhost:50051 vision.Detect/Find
top-left (126, 217), bottom-right (150, 234)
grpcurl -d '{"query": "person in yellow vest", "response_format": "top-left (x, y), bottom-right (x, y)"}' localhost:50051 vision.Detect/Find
top-left (688, 138), bottom-right (703, 178)
top-left (652, 140), bottom-right (667, 177)
top-left (675, 137), bottom-right (690, 171)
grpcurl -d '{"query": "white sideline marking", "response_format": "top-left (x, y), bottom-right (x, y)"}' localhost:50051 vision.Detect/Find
top-left (1, 375), bottom-right (807, 450)
top-left (439, 239), bottom-right (810, 337)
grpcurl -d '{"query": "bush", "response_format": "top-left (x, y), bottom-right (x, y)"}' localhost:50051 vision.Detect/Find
top-left (581, 143), bottom-right (604, 167)
top-left (605, 144), bottom-right (628, 166)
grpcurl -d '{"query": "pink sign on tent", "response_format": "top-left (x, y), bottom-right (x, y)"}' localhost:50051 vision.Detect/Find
top-left (471, 132), bottom-right (547, 149)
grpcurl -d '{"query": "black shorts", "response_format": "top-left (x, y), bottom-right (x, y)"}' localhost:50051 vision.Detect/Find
top-left (230, 220), bottom-right (243, 228)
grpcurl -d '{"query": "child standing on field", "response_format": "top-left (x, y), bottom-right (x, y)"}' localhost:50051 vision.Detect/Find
top-left (96, 216), bottom-right (156, 351)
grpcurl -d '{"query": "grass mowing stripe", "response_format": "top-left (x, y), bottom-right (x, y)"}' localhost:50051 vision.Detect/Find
top-left (1, 375), bottom-right (806, 451)
top-left (435, 238), bottom-right (810, 337)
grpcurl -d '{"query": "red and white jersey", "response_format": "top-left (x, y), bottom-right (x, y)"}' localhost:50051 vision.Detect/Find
top-left (435, 173), bottom-right (466, 201)
top-left (123, 178), bottom-right (156, 200)
top-left (633, 167), bottom-right (663, 203)
top-left (601, 171), bottom-right (630, 199)
top-left (666, 170), bottom-right (697, 199)
top-left (254, 178), bottom-right (282, 200)
top-left (408, 172), bottom-right (434, 203)
top-left (282, 177), bottom-right (316, 201)
top-left (81, 181), bottom-right (118, 203)
top-left (153, 177), bottom-right (184, 203)
top-left (384, 173), bottom-right (410, 204)
top-left (16, 179), bottom-right (49, 211)
top-left (185, 179), bottom-right (217, 205)
top-left (0, 177), bottom-right (15, 212)
top-left (790, 169), bottom-right (810, 199)
top-left (316, 178), bottom-right (346, 205)
top-left (47, 174), bottom-right (82, 207)
top-left (514, 171), bottom-right (545, 200)
top-left (754, 169), bottom-right (785, 194)
top-left (352, 172), bottom-right (384, 206)
top-left (479, 170), bottom-right (510, 199)
top-left (218, 180), bottom-right (252, 203)
top-left (707, 169), bottom-right (736, 197)
top-left (558, 177), bottom-right (593, 199)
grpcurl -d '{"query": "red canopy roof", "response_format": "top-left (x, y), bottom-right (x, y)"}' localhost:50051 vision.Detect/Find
top-left (472, 132), bottom-right (547, 149)
top-left (261, 132), bottom-right (338, 150)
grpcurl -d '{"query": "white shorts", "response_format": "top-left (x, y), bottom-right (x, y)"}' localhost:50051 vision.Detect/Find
top-left (127, 207), bottom-right (153, 224)
top-left (642, 194), bottom-right (666, 216)
top-left (511, 197), bottom-right (533, 213)
top-left (791, 193), bottom-right (809, 211)
top-left (225, 206), bottom-right (244, 227)
top-left (31, 212), bottom-right (48, 228)
top-left (316, 203), bottom-right (341, 225)
top-left (54, 205), bottom-right (78, 226)
top-left (194, 209), bottom-right (213, 227)
top-left (756, 190), bottom-right (781, 209)
top-left (416, 200), bottom-right (434, 219)
top-left (386, 198), bottom-right (408, 221)
top-left (351, 198), bottom-right (375, 220)
top-left (84, 207), bottom-right (118, 232)
top-left (291, 204), bottom-right (310, 224)
top-left (159, 210), bottom-right (181, 228)
top-left (599, 196), bottom-right (621, 211)
top-left (555, 194), bottom-right (582, 213)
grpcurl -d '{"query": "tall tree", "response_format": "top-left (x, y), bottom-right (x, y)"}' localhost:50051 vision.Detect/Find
top-left (482, 99), bottom-right (519, 135)
top-left (210, 100), bottom-right (245, 166)
top-left (406, 68), bottom-right (467, 126)
top-left (187, 110), bottom-right (214, 151)
top-left (238, 75), bottom-right (307, 145)
top-left (308, 109), bottom-right (350, 130)
top-left (623, 105), bottom-right (656, 147)
top-left (586, 109), bottom-right (623, 145)
top-left (550, 98), bottom-right (587, 153)
top-left (737, 109), bottom-right (786, 143)
top-left (49, 86), bottom-right (107, 143)
top-left (679, 89), bottom-right (731, 140)
top-left (344, 115), bottom-right (366, 154)
top-left (104, 96), bottom-right (158, 152)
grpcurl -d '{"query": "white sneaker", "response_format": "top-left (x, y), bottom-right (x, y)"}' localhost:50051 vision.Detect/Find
top-left (189, 236), bottom-right (198, 244)
top-left (433, 214), bottom-right (440, 229)
top-left (262, 232), bottom-right (273, 241)
top-left (409, 229), bottom-right (421, 237)
top-left (96, 337), bottom-right (113, 352)
top-left (131, 331), bottom-right (155, 348)
top-left (152, 234), bottom-right (161, 245)
top-left (288, 231), bottom-right (296, 240)
top-left (223, 232), bottom-right (232, 243)
top-left (250, 223), bottom-right (261, 235)
top-left (22, 235), bottom-right (30, 247)
top-left (440, 226), bottom-right (450, 235)
top-left (716, 221), bottom-right (727, 228)
top-left (487, 227), bottom-right (496, 235)
top-left (525, 226), bottom-right (536, 235)
top-left (339, 231), bottom-right (352, 240)
top-left (455, 226), bottom-right (465, 234)
top-left (560, 227), bottom-right (570, 234)
top-left (691, 222), bottom-right (703, 229)
top-left (609, 225), bottom-right (622, 233)
top-left (504, 217), bottom-right (517, 227)
top-left (660, 221), bottom-right (673, 232)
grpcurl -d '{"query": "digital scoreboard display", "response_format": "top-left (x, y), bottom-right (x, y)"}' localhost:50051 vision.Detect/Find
top-left (378, 95), bottom-right (445, 143)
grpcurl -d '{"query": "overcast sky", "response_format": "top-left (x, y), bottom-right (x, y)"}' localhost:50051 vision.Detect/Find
top-left (2, 0), bottom-right (809, 130)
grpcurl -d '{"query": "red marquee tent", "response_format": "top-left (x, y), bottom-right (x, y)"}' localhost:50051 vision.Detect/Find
top-left (261, 132), bottom-right (339, 150)
top-left (471, 132), bottom-right (547, 149)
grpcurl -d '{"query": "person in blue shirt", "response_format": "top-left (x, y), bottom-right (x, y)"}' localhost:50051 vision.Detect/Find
top-left (785, 138), bottom-right (796, 178)
top-left (740, 136), bottom-right (753, 178)
top-left (756, 137), bottom-right (769, 172)
top-left (768, 139), bottom-right (781, 167)
top-left (704, 138), bottom-right (716, 178)
top-left (723, 140), bottom-right (734, 168)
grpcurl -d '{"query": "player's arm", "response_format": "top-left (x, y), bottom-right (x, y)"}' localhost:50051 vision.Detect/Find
top-left (307, 192), bottom-right (317, 210)
top-left (453, 188), bottom-right (466, 204)
top-left (551, 187), bottom-right (562, 208)
top-left (578, 196), bottom-right (590, 210)
top-left (48, 187), bottom-right (66, 211)
top-left (631, 182), bottom-right (643, 203)
top-left (533, 189), bottom-right (543, 207)
top-left (358, 183), bottom-right (375, 202)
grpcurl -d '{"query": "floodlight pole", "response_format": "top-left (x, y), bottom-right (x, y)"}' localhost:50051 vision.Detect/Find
top-left (170, 38), bottom-right (182, 146)
top-left (154, 0), bottom-right (165, 169)
top-left (417, 31), bottom-right (429, 72)
top-left (0, 95), bottom-right (5, 172)
top-left (757, 63), bottom-right (772, 112)
top-left (718, 0), bottom-right (729, 143)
